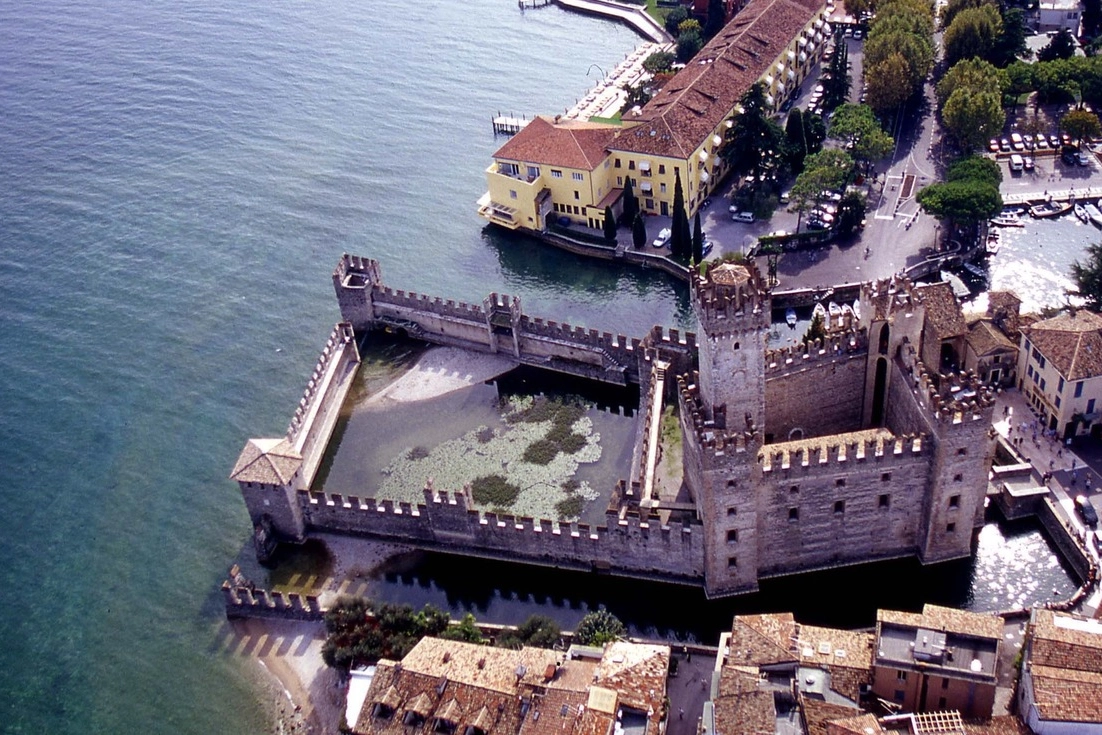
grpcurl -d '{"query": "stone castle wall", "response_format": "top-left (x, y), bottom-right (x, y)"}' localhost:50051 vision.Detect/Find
top-left (298, 486), bottom-right (706, 584)
top-left (765, 334), bottom-right (869, 441)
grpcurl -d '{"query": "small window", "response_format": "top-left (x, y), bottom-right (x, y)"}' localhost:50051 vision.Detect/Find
top-left (733, 342), bottom-right (740, 350)
top-left (942, 678), bottom-right (950, 690)
top-left (726, 479), bottom-right (737, 488)
top-left (574, 191), bottom-right (580, 200)
top-left (615, 158), bottom-right (621, 168)
top-left (617, 176), bottom-right (623, 186)
top-left (628, 160), bottom-right (636, 170)
top-left (727, 507), bottom-right (737, 517)
top-left (660, 183), bottom-right (667, 194)
top-left (879, 494), bottom-right (891, 509)
top-left (949, 495), bottom-right (960, 508)
top-left (790, 485), bottom-right (800, 494)
top-left (946, 522), bottom-right (956, 533)
top-left (953, 473), bottom-right (962, 482)
top-left (728, 556), bottom-right (737, 569)
top-left (1056, 396), bottom-right (1062, 408)
top-left (1076, 381), bottom-right (1084, 398)
top-left (835, 478), bottom-right (846, 487)
top-left (1040, 378), bottom-right (1046, 391)
top-left (1027, 365), bottom-right (1034, 379)
top-left (551, 169), bottom-right (563, 178)
top-left (897, 671), bottom-right (907, 682)
top-left (1059, 377), bottom-right (1065, 392)
top-left (938, 696), bottom-right (947, 709)
top-left (659, 164), bottom-right (666, 174)
top-left (881, 472), bottom-right (892, 482)
top-left (788, 507), bottom-right (799, 521)
top-left (727, 529), bottom-right (738, 543)
top-left (956, 447), bottom-right (967, 456)
top-left (572, 172), bottom-right (584, 181)
top-left (527, 165), bottom-right (539, 178)
top-left (509, 190), bottom-right (517, 199)
top-left (834, 500), bottom-right (845, 514)
top-left (894, 690), bottom-right (905, 702)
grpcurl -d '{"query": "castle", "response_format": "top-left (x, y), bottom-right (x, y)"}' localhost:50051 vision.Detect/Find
top-left (231, 255), bottom-right (996, 598)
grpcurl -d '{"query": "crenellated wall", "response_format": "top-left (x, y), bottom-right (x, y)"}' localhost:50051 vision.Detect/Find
top-left (222, 583), bottom-right (324, 622)
top-left (297, 484), bottom-right (706, 584)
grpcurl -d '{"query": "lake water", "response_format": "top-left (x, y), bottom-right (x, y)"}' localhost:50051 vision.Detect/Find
top-left (0, 0), bottom-right (1088, 731)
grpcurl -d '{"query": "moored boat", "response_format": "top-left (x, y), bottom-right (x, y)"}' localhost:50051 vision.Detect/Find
top-left (1085, 202), bottom-right (1102, 228)
top-left (990, 214), bottom-right (1024, 227)
top-left (786, 307), bottom-right (797, 328)
top-left (1030, 200), bottom-right (1073, 219)
top-left (1075, 203), bottom-right (1089, 222)
top-left (940, 270), bottom-right (971, 299)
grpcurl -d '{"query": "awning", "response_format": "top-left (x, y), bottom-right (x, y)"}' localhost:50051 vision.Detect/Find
top-left (787, 70), bottom-right (796, 80)
top-left (765, 74), bottom-right (774, 85)
top-left (777, 63), bottom-right (785, 73)
top-left (700, 169), bottom-right (710, 183)
top-left (639, 160), bottom-right (651, 171)
top-left (640, 181), bottom-right (653, 192)
top-left (699, 149), bottom-right (709, 161)
top-left (799, 51), bottom-right (808, 63)
top-left (787, 50), bottom-right (796, 61)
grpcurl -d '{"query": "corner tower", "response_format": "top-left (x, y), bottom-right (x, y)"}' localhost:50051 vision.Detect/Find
top-left (691, 262), bottom-right (771, 432)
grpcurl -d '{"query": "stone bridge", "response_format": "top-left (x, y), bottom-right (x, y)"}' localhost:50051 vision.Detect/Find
top-left (332, 254), bottom-right (695, 387)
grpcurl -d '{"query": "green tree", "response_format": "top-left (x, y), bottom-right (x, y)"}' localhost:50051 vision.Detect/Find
top-left (496, 614), bottom-right (562, 650)
top-left (916, 179), bottom-right (1002, 221)
top-left (664, 5), bottom-right (689, 36)
top-left (943, 4), bottom-right (1002, 66)
top-left (836, 190), bottom-right (867, 235)
top-left (1072, 243), bottom-right (1102, 310)
top-left (723, 82), bottom-right (785, 181)
top-left (1062, 109), bottom-right (1102, 148)
top-left (670, 170), bottom-right (690, 259)
top-left (440, 613), bottom-right (484, 643)
top-left (946, 155), bottom-right (1002, 187)
top-left (632, 211), bottom-right (647, 249)
top-left (791, 149), bottom-right (855, 229)
top-left (844, 0), bottom-right (875, 20)
top-left (692, 212), bottom-right (704, 263)
top-left (823, 32), bottom-right (851, 109)
top-left (942, 85), bottom-right (1006, 152)
top-left (939, 0), bottom-right (992, 30)
top-left (705, 0), bottom-right (727, 38)
top-left (866, 52), bottom-right (914, 113)
top-left (676, 29), bottom-right (704, 63)
top-left (574, 610), bottom-right (625, 646)
top-left (804, 112), bottom-right (827, 154)
top-left (1039, 29), bottom-right (1077, 62)
top-left (991, 7), bottom-right (1029, 67)
top-left (936, 57), bottom-right (1005, 108)
top-left (621, 178), bottom-right (638, 224)
top-left (414, 604), bottom-right (450, 637)
top-left (603, 206), bottom-right (617, 241)
top-left (784, 108), bottom-right (809, 171)
top-left (803, 311), bottom-right (827, 344)
top-left (828, 103), bottom-right (894, 169)
top-left (1003, 61), bottom-right (1034, 107)
top-left (678, 19), bottom-right (702, 36)
top-left (642, 51), bottom-right (675, 74)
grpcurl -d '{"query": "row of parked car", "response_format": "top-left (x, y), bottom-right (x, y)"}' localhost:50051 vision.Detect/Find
top-left (650, 227), bottom-right (713, 256)
top-left (989, 131), bottom-right (1077, 153)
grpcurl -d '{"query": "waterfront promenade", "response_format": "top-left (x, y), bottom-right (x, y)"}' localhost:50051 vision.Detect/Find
top-left (550, 0), bottom-right (673, 43)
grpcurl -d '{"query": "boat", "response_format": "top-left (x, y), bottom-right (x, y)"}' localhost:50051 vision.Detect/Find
top-left (1075, 203), bottom-right (1089, 222)
top-left (851, 299), bottom-right (861, 322)
top-left (990, 214), bottom-right (1024, 227)
top-left (940, 270), bottom-right (971, 299)
top-left (1085, 202), bottom-right (1102, 228)
top-left (985, 232), bottom-right (1000, 256)
top-left (962, 262), bottom-right (986, 279)
top-left (785, 307), bottom-right (797, 328)
top-left (1030, 200), bottom-right (1073, 219)
top-left (812, 302), bottom-right (827, 323)
top-left (828, 301), bottom-right (842, 317)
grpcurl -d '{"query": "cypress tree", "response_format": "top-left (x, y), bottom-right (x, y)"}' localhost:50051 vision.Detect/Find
top-left (603, 206), bottom-right (617, 241)
top-left (622, 179), bottom-right (638, 224)
top-left (692, 212), bottom-right (704, 262)
top-left (670, 170), bottom-right (688, 258)
top-left (632, 212), bottom-right (647, 249)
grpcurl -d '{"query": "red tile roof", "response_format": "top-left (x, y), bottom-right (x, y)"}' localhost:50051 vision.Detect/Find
top-left (1023, 309), bottom-right (1102, 381)
top-left (492, 116), bottom-right (620, 170)
top-left (610, 0), bottom-right (822, 158)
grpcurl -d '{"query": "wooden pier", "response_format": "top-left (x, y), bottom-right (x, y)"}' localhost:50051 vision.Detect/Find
top-left (492, 114), bottom-right (529, 136)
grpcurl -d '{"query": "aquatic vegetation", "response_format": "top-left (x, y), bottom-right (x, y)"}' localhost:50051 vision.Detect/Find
top-left (555, 494), bottom-right (584, 520)
top-left (407, 446), bottom-right (430, 461)
top-left (471, 475), bottom-right (521, 507)
top-left (376, 396), bottom-right (603, 520)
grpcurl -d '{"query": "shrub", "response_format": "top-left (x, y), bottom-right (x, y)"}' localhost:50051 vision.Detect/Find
top-left (407, 446), bottom-right (429, 461)
top-left (470, 474), bottom-right (520, 506)
top-left (574, 610), bottom-right (626, 646)
top-left (556, 494), bottom-right (585, 519)
top-left (561, 478), bottom-right (581, 493)
top-left (476, 426), bottom-right (495, 443)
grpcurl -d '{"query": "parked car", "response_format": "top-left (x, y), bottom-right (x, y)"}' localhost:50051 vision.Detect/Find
top-left (1009, 154), bottom-right (1024, 171)
top-left (1024, 156), bottom-right (1035, 171)
top-left (652, 227), bottom-right (672, 248)
top-left (1078, 150), bottom-right (1091, 166)
top-left (988, 138), bottom-right (1000, 153)
top-left (732, 211), bottom-right (755, 223)
top-left (1034, 134), bottom-right (1048, 149)
top-left (702, 240), bottom-right (714, 257)
top-left (1049, 133), bottom-right (1061, 148)
top-left (728, 203), bottom-right (740, 213)
top-left (1075, 495), bottom-right (1099, 527)
top-left (779, 190), bottom-right (791, 204)
top-left (1061, 147), bottom-right (1078, 165)
top-left (1011, 133), bottom-right (1025, 151)
top-left (853, 28), bottom-right (863, 39)
top-left (999, 138), bottom-right (1011, 152)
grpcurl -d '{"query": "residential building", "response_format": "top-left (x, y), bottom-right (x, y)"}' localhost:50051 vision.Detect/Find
top-left (350, 637), bottom-right (669, 735)
top-left (1017, 308), bottom-right (1102, 438)
top-left (871, 605), bottom-right (1002, 719)
top-left (1037, 0), bottom-right (1081, 33)
top-left (963, 317), bottom-right (1017, 388)
top-left (1018, 608), bottom-right (1102, 735)
top-left (478, 0), bottom-right (830, 234)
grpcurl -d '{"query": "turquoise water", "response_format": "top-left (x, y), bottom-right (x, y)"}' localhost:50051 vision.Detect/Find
top-left (0, 1), bottom-right (671, 732)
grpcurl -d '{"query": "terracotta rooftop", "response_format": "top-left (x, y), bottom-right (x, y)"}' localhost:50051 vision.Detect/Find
top-left (801, 699), bottom-right (863, 735)
top-left (1026, 665), bottom-right (1102, 723)
top-left (965, 318), bottom-right (1016, 358)
top-left (728, 613), bottom-right (798, 667)
top-left (825, 712), bottom-right (884, 735)
top-left (961, 716), bottom-right (1031, 735)
top-left (877, 604), bottom-right (1003, 641)
top-left (609, 0), bottom-right (823, 158)
top-left (230, 437), bottom-right (301, 484)
top-left (986, 291), bottom-right (1022, 340)
top-left (491, 116), bottom-right (621, 170)
top-left (915, 282), bottom-right (967, 340)
top-left (1023, 309), bottom-right (1102, 381)
top-left (593, 641), bottom-right (669, 724)
top-left (713, 666), bottom-right (776, 735)
top-left (1027, 609), bottom-right (1102, 673)
top-left (797, 624), bottom-right (874, 701)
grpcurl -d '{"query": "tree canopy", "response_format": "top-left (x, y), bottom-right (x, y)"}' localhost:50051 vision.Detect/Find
top-left (828, 104), bottom-right (894, 166)
top-left (1072, 243), bottom-right (1102, 311)
top-left (943, 4), bottom-right (1002, 66)
top-left (1062, 109), bottom-right (1102, 148)
top-left (574, 610), bottom-right (625, 646)
top-left (723, 82), bottom-right (785, 181)
top-left (496, 615), bottom-right (562, 650)
top-left (321, 598), bottom-right (451, 670)
top-left (664, 6), bottom-right (689, 36)
top-left (946, 155), bottom-right (1002, 187)
top-left (917, 155), bottom-right (1002, 222)
top-left (937, 58), bottom-right (1006, 153)
top-left (863, 0), bottom-right (935, 113)
top-left (940, 0), bottom-right (993, 30)
top-left (1038, 29), bottom-right (1077, 62)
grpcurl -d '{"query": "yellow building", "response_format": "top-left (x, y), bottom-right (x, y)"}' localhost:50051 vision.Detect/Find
top-left (478, 0), bottom-right (831, 234)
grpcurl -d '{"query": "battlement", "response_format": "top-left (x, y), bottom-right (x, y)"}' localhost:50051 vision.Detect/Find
top-left (759, 429), bottom-right (927, 473)
top-left (334, 252), bottom-right (381, 288)
top-left (677, 374), bottom-right (762, 455)
top-left (371, 286), bottom-right (487, 322)
top-left (691, 261), bottom-right (771, 327)
top-left (860, 275), bottom-right (921, 322)
top-left (765, 329), bottom-right (868, 374)
top-left (899, 344), bottom-right (996, 424)
top-left (222, 582), bottom-right (323, 621)
top-left (286, 322), bottom-right (358, 444)
top-left (519, 316), bottom-right (639, 354)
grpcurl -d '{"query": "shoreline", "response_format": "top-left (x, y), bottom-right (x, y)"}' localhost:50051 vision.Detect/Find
top-left (360, 346), bottom-right (518, 408)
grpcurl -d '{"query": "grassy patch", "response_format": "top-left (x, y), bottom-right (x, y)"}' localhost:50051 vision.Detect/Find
top-left (555, 494), bottom-right (585, 520)
top-left (471, 474), bottom-right (520, 507)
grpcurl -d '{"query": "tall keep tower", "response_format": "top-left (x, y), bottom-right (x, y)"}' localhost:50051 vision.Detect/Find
top-left (691, 262), bottom-right (771, 432)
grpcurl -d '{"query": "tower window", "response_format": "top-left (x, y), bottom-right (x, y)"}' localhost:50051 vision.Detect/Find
top-left (835, 478), bottom-right (846, 487)
top-left (957, 447), bottom-right (967, 456)
top-left (727, 507), bottom-right (737, 516)
top-left (788, 507), bottom-right (799, 521)
top-left (733, 342), bottom-right (740, 350)
top-left (879, 494), bottom-right (891, 509)
top-left (881, 472), bottom-right (892, 482)
top-left (728, 556), bottom-right (737, 569)
top-left (834, 500), bottom-right (845, 514)
top-left (790, 485), bottom-right (799, 494)
top-left (727, 529), bottom-right (738, 543)
top-left (953, 473), bottom-right (962, 482)
top-left (947, 522), bottom-right (956, 532)
top-left (949, 495), bottom-right (960, 508)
